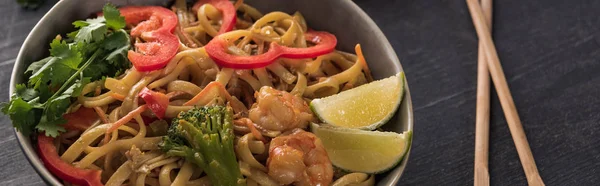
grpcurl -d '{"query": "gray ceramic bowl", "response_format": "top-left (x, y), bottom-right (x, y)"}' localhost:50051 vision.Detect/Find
top-left (10, 0), bottom-right (414, 185)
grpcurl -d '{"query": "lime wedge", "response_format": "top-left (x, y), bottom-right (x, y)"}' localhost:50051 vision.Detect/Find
top-left (310, 72), bottom-right (405, 130)
top-left (311, 123), bottom-right (411, 173)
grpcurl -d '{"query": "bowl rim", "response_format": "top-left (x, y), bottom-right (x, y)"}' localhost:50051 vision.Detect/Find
top-left (9, 0), bottom-right (414, 185)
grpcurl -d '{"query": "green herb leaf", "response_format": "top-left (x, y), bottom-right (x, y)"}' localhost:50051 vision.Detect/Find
top-left (103, 30), bottom-right (130, 50)
top-left (36, 116), bottom-right (66, 138)
top-left (43, 94), bottom-right (71, 122)
top-left (29, 38), bottom-right (83, 89)
top-left (84, 30), bottom-right (131, 80)
top-left (73, 20), bottom-right (89, 28)
top-left (14, 84), bottom-right (38, 101)
top-left (25, 56), bottom-right (51, 75)
top-left (1, 98), bottom-right (38, 136)
top-left (103, 30), bottom-right (131, 70)
top-left (83, 63), bottom-right (109, 80)
top-left (2, 3), bottom-right (131, 137)
top-left (67, 77), bottom-right (91, 97)
top-left (74, 17), bottom-right (108, 43)
top-left (103, 3), bottom-right (126, 30)
top-left (37, 80), bottom-right (52, 103)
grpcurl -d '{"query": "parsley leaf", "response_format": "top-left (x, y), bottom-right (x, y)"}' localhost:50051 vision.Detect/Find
top-left (43, 94), bottom-right (71, 122)
top-left (50, 40), bottom-right (82, 70)
top-left (67, 77), bottom-right (91, 98)
top-left (1, 4), bottom-right (131, 137)
top-left (103, 29), bottom-right (130, 50)
top-left (1, 98), bottom-right (39, 136)
top-left (74, 17), bottom-right (108, 43)
top-left (29, 38), bottom-right (82, 89)
top-left (36, 116), bottom-right (67, 138)
top-left (25, 56), bottom-right (51, 75)
top-left (103, 4), bottom-right (126, 30)
top-left (14, 84), bottom-right (38, 101)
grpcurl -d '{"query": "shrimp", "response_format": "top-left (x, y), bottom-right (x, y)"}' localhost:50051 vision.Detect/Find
top-left (267, 129), bottom-right (333, 186)
top-left (249, 86), bottom-right (314, 131)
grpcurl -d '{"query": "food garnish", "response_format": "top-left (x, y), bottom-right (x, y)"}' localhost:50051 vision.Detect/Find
top-left (118, 6), bottom-right (179, 71)
top-left (192, 0), bottom-right (237, 35)
top-left (311, 123), bottom-right (412, 174)
top-left (37, 133), bottom-right (103, 186)
top-left (205, 30), bottom-right (337, 69)
top-left (310, 72), bottom-right (405, 130)
top-left (2, 4), bottom-right (130, 137)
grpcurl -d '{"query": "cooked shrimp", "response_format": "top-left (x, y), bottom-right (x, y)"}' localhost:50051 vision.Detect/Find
top-left (267, 129), bottom-right (333, 186)
top-left (249, 86), bottom-right (314, 131)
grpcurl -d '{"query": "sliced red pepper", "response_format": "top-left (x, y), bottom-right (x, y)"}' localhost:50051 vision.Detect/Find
top-left (62, 107), bottom-right (99, 132)
top-left (127, 31), bottom-right (180, 71)
top-left (119, 6), bottom-right (180, 72)
top-left (192, 0), bottom-right (237, 35)
top-left (280, 31), bottom-right (338, 58)
top-left (205, 31), bottom-right (337, 69)
top-left (138, 87), bottom-right (169, 119)
top-left (37, 133), bottom-right (103, 186)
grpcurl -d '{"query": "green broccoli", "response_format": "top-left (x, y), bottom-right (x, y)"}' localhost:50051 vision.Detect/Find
top-left (159, 106), bottom-right (245, 186)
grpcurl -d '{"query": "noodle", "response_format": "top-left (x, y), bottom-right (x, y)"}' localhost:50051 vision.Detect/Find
top-left (332, 173), bottom-right (375, 186)
top-left (158, 162), bottom-right (179, 186)
top-left (172, 161), bottom-right (196, 185)
top-left (235, 133), bottom-right (267, 171)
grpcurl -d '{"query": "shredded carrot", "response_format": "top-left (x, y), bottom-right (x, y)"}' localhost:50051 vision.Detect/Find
top-left (234, 118), bottom-right (266, 143)
top-left (110, 93), bottom-right (126, 101)
top-left (93, 107), bottom-right (109, 124)
top-left (177, 26), bottom-right (199, 48)
top-left (106, 105), bottom-right (147, 135)
top-left (355, 44), bottom-right (374, 82)
top-left (183, 82), bottom-right (233, 106)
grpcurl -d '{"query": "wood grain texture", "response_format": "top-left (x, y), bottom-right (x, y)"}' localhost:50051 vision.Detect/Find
top-left (1, 0), bottom-right (600, 185)
top-left (466, 0), bottom-right (545, 184)
top-left (354, 0), bottom-right (600, 185)
top-left (0, 1), bottom-right (57, 186)
top-left (474, 0), bottom-right (492, 185)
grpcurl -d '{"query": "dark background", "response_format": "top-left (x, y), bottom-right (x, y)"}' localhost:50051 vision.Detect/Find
top-left (1, 0), bottom-right (599, 185)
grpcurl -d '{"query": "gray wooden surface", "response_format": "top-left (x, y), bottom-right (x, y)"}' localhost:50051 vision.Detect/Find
top-left (0, 0), bottom-right (55, 185)
top-left (1, 0), bottom-right (599, 185)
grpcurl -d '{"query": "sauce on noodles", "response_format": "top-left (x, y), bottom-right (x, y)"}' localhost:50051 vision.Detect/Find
top-left (12, 0), bottom-right (388, 185)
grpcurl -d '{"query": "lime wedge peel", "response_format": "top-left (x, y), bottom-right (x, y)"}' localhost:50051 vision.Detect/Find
top-left (311, 123), bottom-right (412, 174)
top-left (310, 72), bottom-right (405, 130)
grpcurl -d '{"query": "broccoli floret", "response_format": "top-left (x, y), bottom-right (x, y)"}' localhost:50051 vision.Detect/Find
top-left (159, 106), bottom-right (245, 186)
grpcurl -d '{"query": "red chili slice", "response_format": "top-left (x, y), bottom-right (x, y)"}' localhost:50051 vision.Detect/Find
top-left (119, 6), bottom-right (180, 72)
top-left (37, 134), bottom-right (103, 186)
top-left (280, 31), bottom-right (338, 58)
top-left (138, 87), bottom-right (169, 119)
top-left (62, 107), bottom-right (98, 132)
top-left (204, 31), bottom-right (337, 69)
top-left (192, 0), bottom-right (237, 35)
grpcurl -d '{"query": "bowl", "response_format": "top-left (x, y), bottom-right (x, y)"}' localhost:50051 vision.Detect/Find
top-left (10, 0), bottom-right (414, 185)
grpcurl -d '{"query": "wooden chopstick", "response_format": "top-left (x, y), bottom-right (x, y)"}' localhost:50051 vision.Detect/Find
top-left (474, 0), bottom-right (492, 185)
top-left (465, 0), bottom-right (545, 185)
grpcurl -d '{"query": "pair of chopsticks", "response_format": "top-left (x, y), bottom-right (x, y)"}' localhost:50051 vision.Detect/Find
top-left (466, 0), bottom-right (545, 186)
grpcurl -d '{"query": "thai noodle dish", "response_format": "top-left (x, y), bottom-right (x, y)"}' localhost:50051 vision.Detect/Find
top-left (2, 0), bottom-right (411, 185)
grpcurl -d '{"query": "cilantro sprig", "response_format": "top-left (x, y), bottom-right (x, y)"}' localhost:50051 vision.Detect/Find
top-left (2, 4), bottom-right (131, 137)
